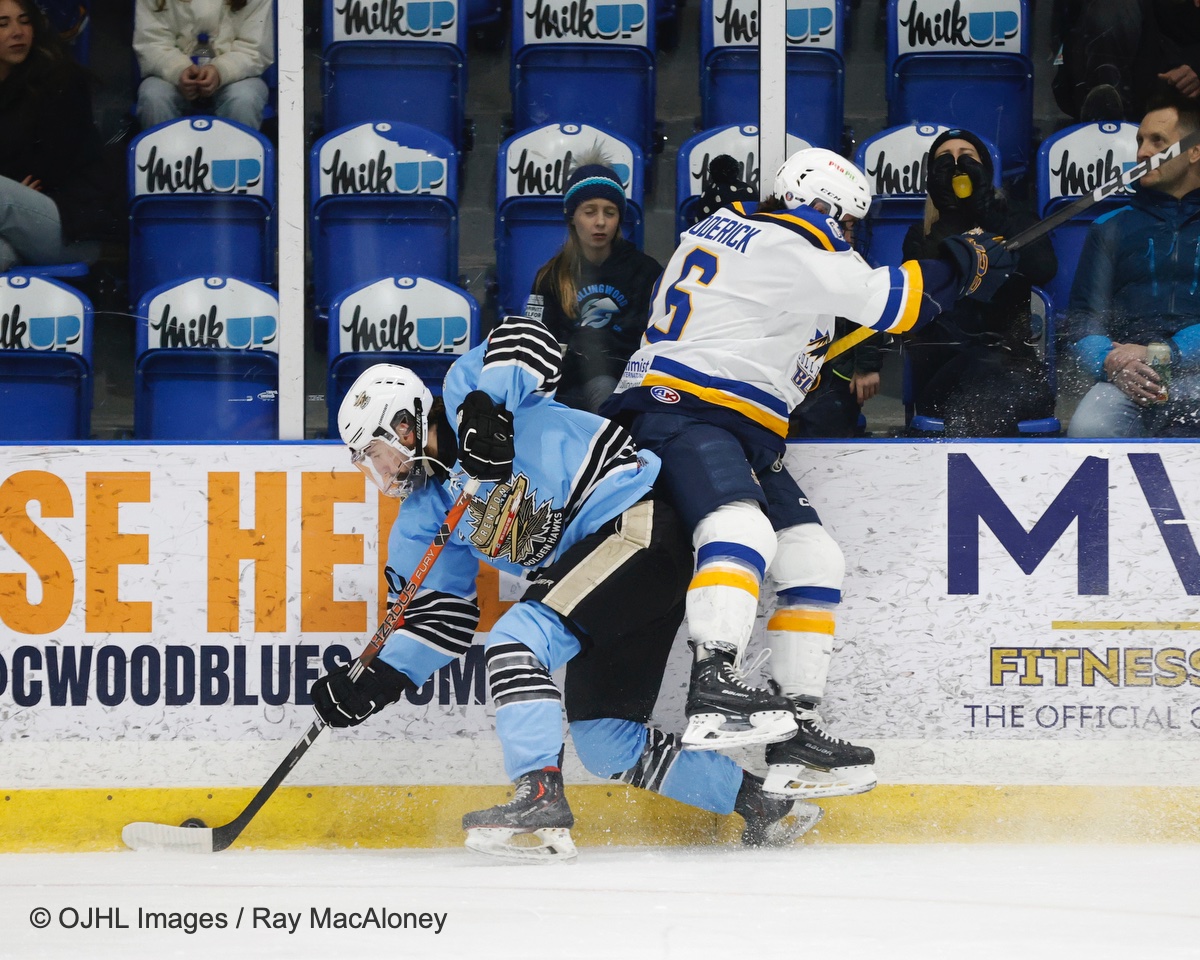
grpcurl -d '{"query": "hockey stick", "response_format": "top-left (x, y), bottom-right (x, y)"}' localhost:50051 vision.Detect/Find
top-left (122, 475), bottom-right (482, 854)
top-left (824, 129), bottom-right (1200, 361)
top-left (1005, 127), bottom-right (1200, 251)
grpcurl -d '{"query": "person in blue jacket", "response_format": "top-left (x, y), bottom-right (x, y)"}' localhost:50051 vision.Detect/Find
top-left (308, 314), bottom-right (821, 862)
top-left (1065, 85), bottom-right (1200, 437)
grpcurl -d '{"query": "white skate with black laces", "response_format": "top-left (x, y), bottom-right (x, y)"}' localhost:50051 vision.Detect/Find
top-left (763, 700), bottom-right (877, 800)
top-left (462, 767), bottom-right (577, 863)
top-left (681, 647), bottom-right (799, 751)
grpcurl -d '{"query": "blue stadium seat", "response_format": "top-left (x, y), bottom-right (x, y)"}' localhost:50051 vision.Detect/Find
top-left (510, 0), bottom-right (658, 161)
top-left (127, 117), bottom-right (275, 310)
top-left (134, 276), bottom-right (280, 440)
top-left (854, 123), bottom-right (1001, 269)
top-left (0, 274), bottom-right (94, 440)
top-left (699, 0), bottom-right (844, 150)
top-left (326, 274), bottom-right (481, 435)
top-left (310, 121), bottom-right (459, 321)
top-left (494, 122), bottom-right (644, 319)
top-left (321, 0), bottom-right (469, 151)
top-left (1035, 120), bottom-right (1139, 324)
top-left (886, 0), bottom-right (1033, 180)
top-left (675, 125), bottom-right (813, 238)
top-left (903, 284), bottom-right (1061, 436)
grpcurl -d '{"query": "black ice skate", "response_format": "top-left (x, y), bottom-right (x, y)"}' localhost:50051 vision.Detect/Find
top-left (681, 648), bottom-right (799, 751)
top-left (763, 702), bottom-right (877, 800)
top-left (462, 767), bottom-right (577, 862)
top-left (734, 772), bottom-right (823, 847)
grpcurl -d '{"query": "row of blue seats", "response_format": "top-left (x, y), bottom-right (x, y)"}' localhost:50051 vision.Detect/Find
top-left (0, 271), bottom-right (481, 442)
top-left (322, 0), bottom-right (1038, 175)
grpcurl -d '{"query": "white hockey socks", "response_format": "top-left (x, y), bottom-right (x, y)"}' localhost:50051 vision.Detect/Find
top-left (687, 500), bottom-right (777, 664)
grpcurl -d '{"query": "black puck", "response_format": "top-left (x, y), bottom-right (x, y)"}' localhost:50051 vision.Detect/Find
top-left (180, 817), bottom-right (208, 829)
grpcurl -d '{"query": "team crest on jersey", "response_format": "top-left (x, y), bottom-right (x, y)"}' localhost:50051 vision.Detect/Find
top-left (792, 326), bottom-right (833, 396)
top-left (649, 385), bottom-right (681, 404)
top-left (467, 473), bottom-right (563, 566)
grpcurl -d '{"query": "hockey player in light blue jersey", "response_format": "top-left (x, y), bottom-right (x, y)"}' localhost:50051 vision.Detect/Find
top-left (309, 315), bottom-right (820, 861)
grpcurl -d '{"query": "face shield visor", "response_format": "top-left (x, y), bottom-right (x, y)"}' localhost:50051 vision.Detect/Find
top-left (351, 437), bottom-right (426, 501)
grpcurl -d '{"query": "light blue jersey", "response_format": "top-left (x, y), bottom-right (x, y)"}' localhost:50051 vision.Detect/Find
top-left (378, 315), bottom-right (660, 684)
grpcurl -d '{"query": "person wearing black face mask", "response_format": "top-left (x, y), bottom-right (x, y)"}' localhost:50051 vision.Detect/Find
top-left (901, 128), bottom-right (1060, 436)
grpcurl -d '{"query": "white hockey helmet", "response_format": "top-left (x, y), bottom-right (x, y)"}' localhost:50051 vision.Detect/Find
top-left (338, 363), bottom-right (434, 501)
top-left (773, 148), bottom-right (872, 221)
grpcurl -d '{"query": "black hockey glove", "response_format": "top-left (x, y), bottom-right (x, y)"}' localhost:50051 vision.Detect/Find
top-left (927, 151), bottom-right (962, 212)
top-left (939, 231), bottom-right (1017, 303)
top-left (311, 658), bottom-right (412, 728)
top-left (457, 390), bottom-right (514, 482)
top-left (956, 154), bottom-right (1007, 231)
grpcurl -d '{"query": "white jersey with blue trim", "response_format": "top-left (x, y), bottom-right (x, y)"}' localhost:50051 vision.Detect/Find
top-left (611, 202), bottom-right (949, 439)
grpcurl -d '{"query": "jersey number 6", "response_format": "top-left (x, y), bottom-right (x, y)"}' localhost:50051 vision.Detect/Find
top-left (645, 248), bottom-right (719, 344)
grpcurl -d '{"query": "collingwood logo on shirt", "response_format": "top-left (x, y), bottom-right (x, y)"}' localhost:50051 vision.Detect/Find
top-left (468, 473), bottom-right (564, 565)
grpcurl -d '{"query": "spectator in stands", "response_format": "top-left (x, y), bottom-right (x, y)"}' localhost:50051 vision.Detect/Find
top-left (901, 128), bottom-right (1057, 437)
top-left (1064, 85), bottom-right (1200, 437)
top-left (34, 1), bottom-right (86, 46)
top-left (133, 0), bottom-right (273, 132)
top-left (1053, 0), bottom-right (1200, 122)
top-left (789, 319), bottom-right (883, 438)
top-left (524, 155), bottom-right (662, 413)
top-left (0, 0), bottom-right (120, 271)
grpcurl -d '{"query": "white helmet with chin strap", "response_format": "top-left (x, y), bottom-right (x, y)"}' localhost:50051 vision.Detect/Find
top-left (338, 363), bottom-right (435, 501)
top-left (773, 148), bottom-right (871, 221)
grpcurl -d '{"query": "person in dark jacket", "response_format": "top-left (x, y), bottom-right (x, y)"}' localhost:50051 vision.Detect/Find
top-left (0, 0), bottom-right (119, 271)
top-left (524, 157), bottom-right (662, 413)
top-left (1052, 0), bottom-right (1200, 122)
top-left (902, 128), bottom-right (1058, 437)
top-left (789, 318), bottom-right (883, 438)
top-left (1064, 85), bottom-right (1200, 437)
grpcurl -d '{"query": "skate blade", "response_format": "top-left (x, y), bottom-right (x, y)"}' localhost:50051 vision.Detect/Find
top-left (762, 762), bottom-right (877, 800)
top-left (463, 827), bottom-right (578, 863)
top-left (748, 802), bottom-right (825, 847)
top-left (681, 710), bottom-right (798, 751)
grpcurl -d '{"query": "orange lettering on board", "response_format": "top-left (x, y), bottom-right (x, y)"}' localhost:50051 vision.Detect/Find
top-left (301, 471), bottom-right (367, 632)
top-left (207, 472), bottom-right (287, 633)
top-left (375, 490), bottom-right (400, 624)
top-left (0, 471), bottom-right (74, 634)
top-left (86, 472), bottom-right (152, 633)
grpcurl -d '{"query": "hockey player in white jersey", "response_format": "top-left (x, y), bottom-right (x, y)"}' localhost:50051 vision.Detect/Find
top-left (603, 147), bottom-right (1017, 800)
top-left (308, 315), bottom-right (821, 862)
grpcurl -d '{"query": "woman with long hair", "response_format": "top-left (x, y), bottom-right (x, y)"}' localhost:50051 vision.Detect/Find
top-left (525, 153), bottom-right (662, 413)
top-left (0, 0), bottom-right (119, 271)
top-left (901, 128), bottom-right (1059, 436)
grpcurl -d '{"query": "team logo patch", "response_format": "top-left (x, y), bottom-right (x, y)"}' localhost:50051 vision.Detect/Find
top-left (353, 391), bottom-right (370, 409)
top-left (650, 385), bottom-right (681, 404)
top-left (467, 473), bottom-right (563, 566)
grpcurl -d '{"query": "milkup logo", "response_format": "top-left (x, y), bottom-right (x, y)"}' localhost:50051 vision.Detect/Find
top-left (506, 147), bottom-right (631, 197)
top-left (508, 148), bottom-right (575, 196)
top-left (334, 0), bottom-right (457, 38)
top-left (897, 1), bottom-right (1019, 49)
top-left (0, 305), bottom-right (81, 352)
top-left (1049, 147), bottom-right (1133, 198)
top-left (150, 302), bottom-right (277, 349)
top-left (862, 144), bottom-right (928, 195)
top-left (948, 453), bottom-right (1200, 596)
top-left (713, 0), bottom-right (835, 44)
top-left (340, 304), bottom-right (470, 352)
top-left (525, 0), bottom-right (646, 41)
top-left (321, 149), bottom-right (446, 195)
top-left (136, 146), bottom-right (263, 195)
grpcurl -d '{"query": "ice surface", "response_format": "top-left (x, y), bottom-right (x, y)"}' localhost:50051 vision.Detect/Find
top-left (2, 844), bottom-right (1197, 959)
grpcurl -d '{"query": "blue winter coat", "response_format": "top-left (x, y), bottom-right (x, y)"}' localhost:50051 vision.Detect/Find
top-left (1064, 184), bottom-right (1200, 380)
